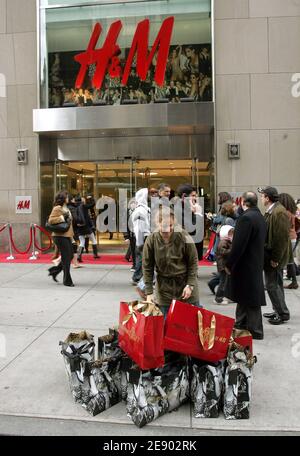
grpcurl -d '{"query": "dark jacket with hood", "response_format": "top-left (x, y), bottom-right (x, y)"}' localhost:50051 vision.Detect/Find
top-left (67, 200), bottom-right (81, 238)
top-left (76, 202), bottom-right (95, 236)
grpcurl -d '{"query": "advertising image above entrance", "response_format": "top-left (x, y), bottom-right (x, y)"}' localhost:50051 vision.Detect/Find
top-left (41, 0), bottom-right (212, 108)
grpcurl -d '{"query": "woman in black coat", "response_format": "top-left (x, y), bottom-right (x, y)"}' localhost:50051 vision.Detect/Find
top-left (225, 192), bottom-right (267, 340)
top-left (77, 196), bottom-right (100, 262)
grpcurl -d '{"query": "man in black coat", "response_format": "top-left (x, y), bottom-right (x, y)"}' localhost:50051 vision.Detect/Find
top-left (225, 192), bottom-right (267, 339)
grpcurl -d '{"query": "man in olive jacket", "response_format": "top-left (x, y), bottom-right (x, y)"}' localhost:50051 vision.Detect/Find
top-left (143, 209), bottom-right (199, 318)
top-left (259, 186), bottom-right (291, 325)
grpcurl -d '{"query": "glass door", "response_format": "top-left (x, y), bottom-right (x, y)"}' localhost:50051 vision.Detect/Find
top-left (95, 160), bottom-right (135, 247)
top-left (55, 161), bottom-right (97, 196)
top-left (135, 160), bottom-right (193, 193)
top-left (96, 160), bottom-right (135, 200)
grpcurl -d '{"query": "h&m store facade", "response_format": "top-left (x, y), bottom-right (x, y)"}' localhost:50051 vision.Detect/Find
top-left (2, 0), bottom-right (300, 251)
top-left (35, 0), bottom-right (215, 228)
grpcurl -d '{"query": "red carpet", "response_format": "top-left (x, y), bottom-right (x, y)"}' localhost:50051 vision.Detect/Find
top-left (0, 253), bottom-right (213, 266)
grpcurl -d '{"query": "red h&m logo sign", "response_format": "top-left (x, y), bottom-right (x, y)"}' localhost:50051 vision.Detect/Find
top-left (74, 16), bottom-right (174, 89)
top-left (16, 196), bottom-right (32, 214)
top-left (17, 201), bottom-right (30, 210)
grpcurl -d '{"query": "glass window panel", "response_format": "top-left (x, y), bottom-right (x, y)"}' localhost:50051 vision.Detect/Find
top-left (40, 0), bottom-right (212, 107)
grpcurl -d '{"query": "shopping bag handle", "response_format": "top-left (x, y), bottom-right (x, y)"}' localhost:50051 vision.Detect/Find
top-left (122, 302), bottom-right (143, 325)
top-left (122, 301), bottom-right (159, 325)
top-left (197, 311), bottom-right (216, 351)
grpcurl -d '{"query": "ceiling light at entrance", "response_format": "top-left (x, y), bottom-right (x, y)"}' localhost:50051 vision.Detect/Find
top-left (138, 172), bottom-right (158, 177)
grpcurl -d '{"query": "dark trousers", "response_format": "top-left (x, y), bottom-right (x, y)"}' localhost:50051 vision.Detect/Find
top-left (132, 247), bottom-right (143, 282)
top-left (52, 237), bottom-right (74, 286)
top-left (125, 244), bottom-right (131, 261)
top-left (125, 237), bottom-right (136, 268)
top-left (130, 237), bottom-right (136, 268)
top-left (264, 268), bottom-right (290, 318)
top-left (195, 241), bottom-right (203, 261)
top-left (287, 263), bottom-right (297, 282)
top-left (235, 303), bottom-right (264, 339)
top-left (215, 271), bottom-right (227, 300)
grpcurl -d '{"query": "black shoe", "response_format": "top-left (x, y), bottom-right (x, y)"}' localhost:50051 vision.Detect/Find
top-left (263, 312), bottom-right (276, 319)
top-left (77, 246), bottom-right (84, 263)
top-left (64, 283), bottom-right (75, 287)
top-left (268, 315), bottom-right (284, 325)
top-left (281, 315), bottom-right (290, 321)
top-left (92, 244), bottom-right (100, 259)
top-left (48, 273), bottom-right (59, 282)
top-left (251, 333), bottom-right (264, 340)
top-left (48, 268), bottom-right (59, 282)
top-left (284, 282), bottom-right (299, 290)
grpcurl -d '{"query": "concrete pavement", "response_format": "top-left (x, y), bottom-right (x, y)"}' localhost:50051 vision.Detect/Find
top-left (0, 261), bottom-right (299, 436)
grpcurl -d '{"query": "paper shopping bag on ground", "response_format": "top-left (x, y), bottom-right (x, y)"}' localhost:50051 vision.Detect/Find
top-left (126, 353), bottom-right (189, 428)
top-left (118, 301), bottom-right (165, 370)
top-left (84, 356), bottom-right (123, 416)
top-left (59, 331), bottom-right (95, 405)
top-left (224, 343), bottom-right (257, 419)
top-left (190, 358), bottom-right (225, 418)
top-left (164, 300), bottom-right (235, 362)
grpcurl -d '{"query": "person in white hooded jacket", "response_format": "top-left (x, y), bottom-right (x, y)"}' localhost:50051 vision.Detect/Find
top-left (130, 188), bottom-right (151, 284)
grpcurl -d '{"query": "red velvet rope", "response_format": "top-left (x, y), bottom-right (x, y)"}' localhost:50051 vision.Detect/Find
top-left (9, 224), bottom-right (33, 255)
top-left (0, 223), bottom-right (8, 234)
top-left (33, 225), bottom-right (52, 252)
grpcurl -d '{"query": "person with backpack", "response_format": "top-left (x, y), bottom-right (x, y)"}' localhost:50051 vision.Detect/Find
top-left (84, 194), bottom-right (97, 253)
top-left (76, 196), bottom-right (100, 262)
top-left (207, 199), bottom-right (237, 294)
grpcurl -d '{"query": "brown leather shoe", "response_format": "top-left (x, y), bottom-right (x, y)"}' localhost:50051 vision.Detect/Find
top-left (284, 282), bottom-right (299, 289)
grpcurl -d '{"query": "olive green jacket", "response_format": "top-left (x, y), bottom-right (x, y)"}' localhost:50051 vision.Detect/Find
top-left (264, 202), bottom-right (292, 269)
top-left (142, 229), bottom-right (199, 306)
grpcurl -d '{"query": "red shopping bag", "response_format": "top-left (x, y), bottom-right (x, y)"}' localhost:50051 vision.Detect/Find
top-left (232, 329), bottom-right (253, 355)
top-left (164, 300), bottom-right (235, 362)
top-left (118, 301), bottom-right (165, 370)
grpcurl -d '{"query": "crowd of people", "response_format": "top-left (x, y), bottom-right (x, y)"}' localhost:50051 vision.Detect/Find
top-left (47, 184), bottom-right (300, 341)
top-left (206, 188), bottom-right (300, 339)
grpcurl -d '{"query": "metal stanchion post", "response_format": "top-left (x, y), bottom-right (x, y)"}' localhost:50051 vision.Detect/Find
top-left (6, 223), bottom-right (15, 260)
top-left (34, 224), bottom-right (39, 257)
top-left (29, 224), bottom-right (38, 260)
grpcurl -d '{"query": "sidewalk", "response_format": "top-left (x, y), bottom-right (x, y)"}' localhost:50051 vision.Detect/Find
top-left (0, 261), bottom-right (299, 436)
